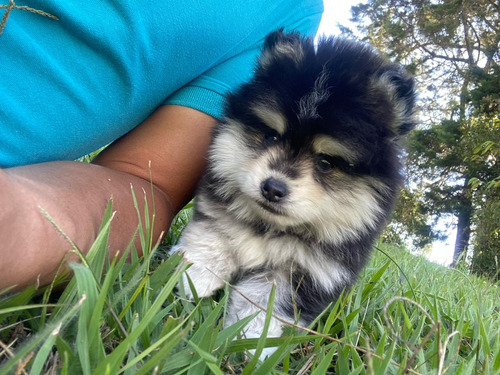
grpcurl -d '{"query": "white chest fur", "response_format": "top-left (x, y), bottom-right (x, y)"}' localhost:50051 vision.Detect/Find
top-left (213, 215), bottom-right (350, 291)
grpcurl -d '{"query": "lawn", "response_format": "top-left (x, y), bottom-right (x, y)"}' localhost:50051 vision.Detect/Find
top-left (1, 198), bottom-right (499, 374)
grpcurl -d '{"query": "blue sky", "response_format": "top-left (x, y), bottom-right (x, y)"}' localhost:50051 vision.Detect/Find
top-left (317, 1), bottom-right (357, 37)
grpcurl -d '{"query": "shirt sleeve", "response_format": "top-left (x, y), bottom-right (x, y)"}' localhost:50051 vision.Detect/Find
top-left (163, 7), bottom-right (323, 120)
top-left (163, 45), bottom-right (261, 120)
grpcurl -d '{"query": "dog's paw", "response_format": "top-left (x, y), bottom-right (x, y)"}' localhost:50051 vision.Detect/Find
top-left (173, 235), bottom-right (234, 300)
top-left (181, 264), bottom-right (226, 299)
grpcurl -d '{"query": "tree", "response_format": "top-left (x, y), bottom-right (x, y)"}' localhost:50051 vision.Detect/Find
top-left (350, 0), bottom-right (500, 272)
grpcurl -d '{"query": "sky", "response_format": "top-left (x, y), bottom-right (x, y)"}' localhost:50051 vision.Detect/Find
top-left (316, 1), bottom-right (456, 266)
top-left (317, 1), bottom-right (356, 37)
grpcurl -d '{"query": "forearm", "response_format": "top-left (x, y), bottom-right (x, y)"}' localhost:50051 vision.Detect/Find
top-left (0, 161), bottom-right (172, 290)
top-left (0, 105), bottom-right (216, 291)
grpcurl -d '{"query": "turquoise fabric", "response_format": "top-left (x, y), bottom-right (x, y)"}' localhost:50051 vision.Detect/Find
top-left (0, 1), bottom-right (323, 167)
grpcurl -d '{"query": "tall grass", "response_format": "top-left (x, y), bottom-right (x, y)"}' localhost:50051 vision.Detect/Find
top-left (1, 195), bottom-right (499, 374)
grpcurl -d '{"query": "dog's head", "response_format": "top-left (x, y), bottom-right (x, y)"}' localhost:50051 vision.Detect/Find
top-left (208, 31), bottom-right (416, 243)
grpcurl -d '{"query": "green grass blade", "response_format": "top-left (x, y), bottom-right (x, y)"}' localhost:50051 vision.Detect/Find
top-left (492, 340), bottom-right (500, 372)
top-left (87, 200), bottom-right (115, 284)
top-left (128, 318), bottom-right (189, 375)
top-left (188, 341), bottom-right (225, 375)
top-left (55, 335), bottom-right (76, 366)
top-left (242, 283), bottom-right (276, 374)
top-left (186, 296), bottom-right (227, 375)
top-left (120, 316), bottom-right (185, 373)
top-left (160, 351), bottom-right (194, 373)
top-left (92, 263), bottom-right (187, 374)
top-left (0, 296), bottom-right (85, 375)
top-left (225, 334), bottom-right (315, 353)
top-left (0, 286), bottom-right (37, 325)
top-left (215, 313), bottom-right (258, 348)
top-left (117, 274), bottom-right (150, 321)
top-left (73, 263), bottom-right (100, 375)
top-left (336, 346), bottom-right (349, 374)
top-left (0, 303), bottom-right (59, 315)
top-left (311, 343), bottom-right (336, 375)
top-left (373, 333), bottom-right (396, 374)
top-left (28, 322), bottom-right (61, 375)
top-left (254, 335), bottom-right (294, 375)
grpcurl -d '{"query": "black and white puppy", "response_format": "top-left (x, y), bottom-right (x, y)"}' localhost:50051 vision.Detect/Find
top-left (174, 30), bottom-right (415, 354)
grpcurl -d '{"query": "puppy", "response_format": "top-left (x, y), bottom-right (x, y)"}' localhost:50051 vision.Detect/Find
top-left (174, 30), bottom-right (416, 356)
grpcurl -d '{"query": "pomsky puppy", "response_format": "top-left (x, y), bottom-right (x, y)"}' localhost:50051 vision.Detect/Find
top-left (174, 30), bottom-right (416, 355)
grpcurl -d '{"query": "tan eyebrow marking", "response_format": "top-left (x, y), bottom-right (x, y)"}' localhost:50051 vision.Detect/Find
top-left (252, 105), bottom-right (287, 135)
top-left (312, 135), bottom-right (358, 162)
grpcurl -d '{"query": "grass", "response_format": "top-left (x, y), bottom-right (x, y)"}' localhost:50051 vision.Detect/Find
top-left (1, 194), bottom-right (499, 374)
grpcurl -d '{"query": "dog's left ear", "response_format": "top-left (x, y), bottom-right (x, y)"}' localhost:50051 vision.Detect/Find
top-left (378, 66), bottom-right (417, 136)
top-left (258, 29), bottom-right (305, 68)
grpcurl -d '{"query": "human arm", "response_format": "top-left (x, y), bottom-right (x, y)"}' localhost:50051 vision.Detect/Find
top-left (0, 105), bottom-right (216, 291)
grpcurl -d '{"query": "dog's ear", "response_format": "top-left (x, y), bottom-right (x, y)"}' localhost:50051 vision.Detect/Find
top-left (258, 29), bottom-right (305, 68)
top-left (376, 66), bottom-right (417, 136)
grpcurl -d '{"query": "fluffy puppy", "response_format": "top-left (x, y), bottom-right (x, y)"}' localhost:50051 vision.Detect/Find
top-left (174, 30), bottom-right (416, 355)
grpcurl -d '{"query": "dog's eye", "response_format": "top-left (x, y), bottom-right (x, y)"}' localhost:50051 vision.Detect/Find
top-left (317, 154), bottom-right (356, 174)
top-left (317, 154), bottom-right (338, 172)
top-left (317, 157), bottom-right (333, 172)
top-left (264, 131), bottom-right (280, 143)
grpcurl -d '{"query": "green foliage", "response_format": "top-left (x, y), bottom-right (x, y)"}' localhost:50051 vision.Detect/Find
top-left (470, 195), bottom-right (500, 280)
top-left (470, 65), bottom-right (500, 115)
top-left (383, 187), bottom-right (437, 248)
top-left (1, 202), bottom-right (500, 374)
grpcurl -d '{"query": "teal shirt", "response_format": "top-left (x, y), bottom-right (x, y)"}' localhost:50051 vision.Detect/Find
top-left (0, 1), bottom-right (323, 167)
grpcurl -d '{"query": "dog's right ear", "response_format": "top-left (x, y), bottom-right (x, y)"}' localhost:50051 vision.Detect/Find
top-left (372, 65), bottom-right (417, 137)
top-left (385, 68), bottom-right (417, 136)
top-left (259, 29), bottom-right (305, 68)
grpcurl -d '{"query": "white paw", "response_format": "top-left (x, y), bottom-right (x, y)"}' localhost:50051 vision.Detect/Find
top-left (181, 264), bottom-right (225, 299)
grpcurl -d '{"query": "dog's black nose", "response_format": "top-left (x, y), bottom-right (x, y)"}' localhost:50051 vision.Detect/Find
top-left (261, 178), bottom-right (289, 202)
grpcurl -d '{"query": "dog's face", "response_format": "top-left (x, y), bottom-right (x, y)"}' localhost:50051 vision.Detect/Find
top-left (207, 31), bottom-right (415, 244)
